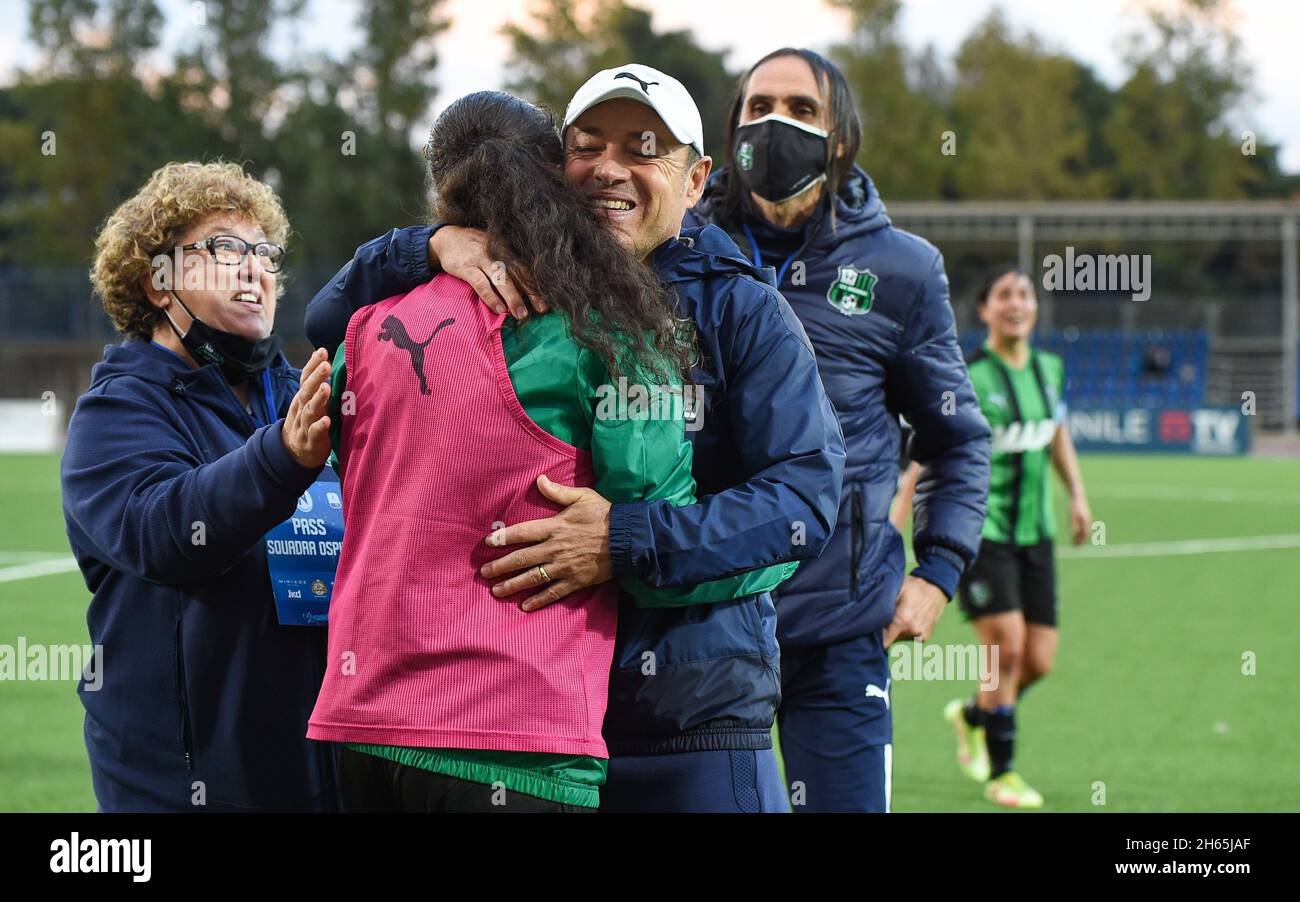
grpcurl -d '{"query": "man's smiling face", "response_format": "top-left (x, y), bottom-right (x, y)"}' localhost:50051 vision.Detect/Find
top-left (564, 98), bottom-right (710, 261)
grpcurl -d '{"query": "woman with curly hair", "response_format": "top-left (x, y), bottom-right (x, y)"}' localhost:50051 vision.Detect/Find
top-left (61, 161), bottom-right (340, 811)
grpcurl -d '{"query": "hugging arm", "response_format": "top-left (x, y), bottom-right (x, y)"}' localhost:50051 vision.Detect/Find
top-left (586, 356), bottom-right (800, 607)
top-left (608, 288), bottom-right (846, 588)
top-left (305, 227), bottom-right (434, 355)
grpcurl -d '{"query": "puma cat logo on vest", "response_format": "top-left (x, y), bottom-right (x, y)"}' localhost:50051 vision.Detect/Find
top-left (377, 315), bottom-right (455, 396)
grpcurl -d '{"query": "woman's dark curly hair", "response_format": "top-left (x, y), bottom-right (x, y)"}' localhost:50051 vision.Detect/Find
top-left (425, 91), bottom-right (695, 382)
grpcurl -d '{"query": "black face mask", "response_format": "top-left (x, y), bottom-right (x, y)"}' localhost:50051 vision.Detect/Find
top-left (731, 113), bottom-right (829, 204)
top-left (164, 290), bottom-right (283, 385)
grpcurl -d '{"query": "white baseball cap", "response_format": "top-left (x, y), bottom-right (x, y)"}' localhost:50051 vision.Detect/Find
top-left (563, 63), bottom-right (705, 157)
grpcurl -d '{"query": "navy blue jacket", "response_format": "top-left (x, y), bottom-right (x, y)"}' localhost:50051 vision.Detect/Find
top-left (60, 340), bottom-right (339, 811)
top-left (687, 166), bottom-right (991, 647)
top-left (304, 224), bottom-right (845, 754)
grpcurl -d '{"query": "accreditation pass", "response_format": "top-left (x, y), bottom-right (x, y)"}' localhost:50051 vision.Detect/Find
top-left (264, 470), bottom-right (344, 626)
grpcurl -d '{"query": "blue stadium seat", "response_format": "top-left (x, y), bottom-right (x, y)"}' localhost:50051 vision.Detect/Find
top-left (959, 327), bottom-right (1209, 408)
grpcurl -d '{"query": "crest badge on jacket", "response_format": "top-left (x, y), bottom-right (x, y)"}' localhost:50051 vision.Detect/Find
top-left (827, 265), bottom-right (877, 315)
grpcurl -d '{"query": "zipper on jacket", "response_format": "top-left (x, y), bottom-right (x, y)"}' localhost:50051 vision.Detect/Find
top-left (175, 619), bottom-right (194, 771)
top-left (213, 371), bottom-right (269, 435)
top-left (850, 489), bottom-right (865, 597)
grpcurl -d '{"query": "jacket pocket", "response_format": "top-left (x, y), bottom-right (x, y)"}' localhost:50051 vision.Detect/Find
top-left (850, 489), bottom-right (866, 597)
top-left (175, 619), bottom-right (194, 771)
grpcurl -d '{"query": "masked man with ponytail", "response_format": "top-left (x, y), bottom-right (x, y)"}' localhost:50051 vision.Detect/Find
top-left (684, 49), bottom-right (991, 812)
top-left (62, 161), bottom-right (340, 811)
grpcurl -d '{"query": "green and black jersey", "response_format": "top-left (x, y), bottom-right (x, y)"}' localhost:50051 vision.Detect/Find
top-left (966, 344), bottom-right (1066, 546)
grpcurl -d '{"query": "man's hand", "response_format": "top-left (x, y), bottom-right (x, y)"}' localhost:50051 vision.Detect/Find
top-left (281, 348), bottom-right (331, 468)
top-left (882, 575), bottom-right (948, 646)
top-left (1069, 493), bottom-right (1093, 546)
top-left (428, 225), bottom-right (546, 318)
top-left (480, 475), bottom-right (612, 611)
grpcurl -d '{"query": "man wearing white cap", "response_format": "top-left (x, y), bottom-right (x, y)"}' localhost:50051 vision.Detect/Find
top-left (556, 64), bottom-right (708, 260)
top-left (305, 65), bottom-right (846, 812)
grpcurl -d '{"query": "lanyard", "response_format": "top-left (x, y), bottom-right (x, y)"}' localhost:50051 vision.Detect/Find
top-left (153, 341), bottom-right (278, 428)
top-left (256, 369), bottom-right (277, 428)
top-left (741, 222), bottom-right (802, 287)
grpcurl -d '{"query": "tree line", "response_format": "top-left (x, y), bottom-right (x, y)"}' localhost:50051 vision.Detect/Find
top-left (0, 0), bottom-right (1293, 279)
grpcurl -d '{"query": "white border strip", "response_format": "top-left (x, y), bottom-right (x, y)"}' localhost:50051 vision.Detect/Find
top-left (1059, 533), bottom-right (1300, 559)
top-left (1089, 486), bottom-right (1300, 505)
top-left (0, 557), bottom-right (80, 584)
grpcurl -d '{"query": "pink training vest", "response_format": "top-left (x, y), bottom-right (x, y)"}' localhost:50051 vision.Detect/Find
top-left (307, 274), bottom-right (617, 757)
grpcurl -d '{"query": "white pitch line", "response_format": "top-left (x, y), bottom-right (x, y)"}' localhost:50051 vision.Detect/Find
top-left (0, 557), bottom-right (81, 584)
top-left (1088, 486), bottom-right (1300, 505)
top-left (0, 551), bottom-right (71, 564)
top-left (1059, 533), bottom-right (1300, 560)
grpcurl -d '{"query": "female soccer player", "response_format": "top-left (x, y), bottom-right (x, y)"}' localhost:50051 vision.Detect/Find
top-left (943, 264), bottom-right (1092, 809)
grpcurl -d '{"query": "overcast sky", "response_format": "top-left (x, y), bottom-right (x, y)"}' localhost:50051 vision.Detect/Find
top-left (2, 0), bottom-right (1295, 169)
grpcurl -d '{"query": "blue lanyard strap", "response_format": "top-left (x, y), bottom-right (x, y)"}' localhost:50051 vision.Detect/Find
top-left (741, 221), bottom-right (801, 287)
top-left (259, 369), bottom-right (276, 428)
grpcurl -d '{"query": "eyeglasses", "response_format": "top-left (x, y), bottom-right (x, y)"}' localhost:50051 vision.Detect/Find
top-left (176, 235), bottom-right (286, 273)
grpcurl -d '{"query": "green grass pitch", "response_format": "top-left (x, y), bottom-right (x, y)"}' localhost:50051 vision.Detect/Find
top-left (0, 451), bottom-right (1296, 812)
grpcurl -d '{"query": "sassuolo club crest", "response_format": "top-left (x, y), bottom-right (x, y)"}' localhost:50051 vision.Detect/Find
top-left (736, 141), bottom-right (754, 171)
top-left (826, 265), bottom-right (877, 315)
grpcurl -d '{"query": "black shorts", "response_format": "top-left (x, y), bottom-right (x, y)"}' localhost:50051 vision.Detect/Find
top-left (338, 746), bottom-right (594, 813)
top-left (958, 539), bottom-right (1058, 627)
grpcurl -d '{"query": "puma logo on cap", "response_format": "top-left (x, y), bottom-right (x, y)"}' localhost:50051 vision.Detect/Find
top-left (614, 71), bottom-right (659, 93)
